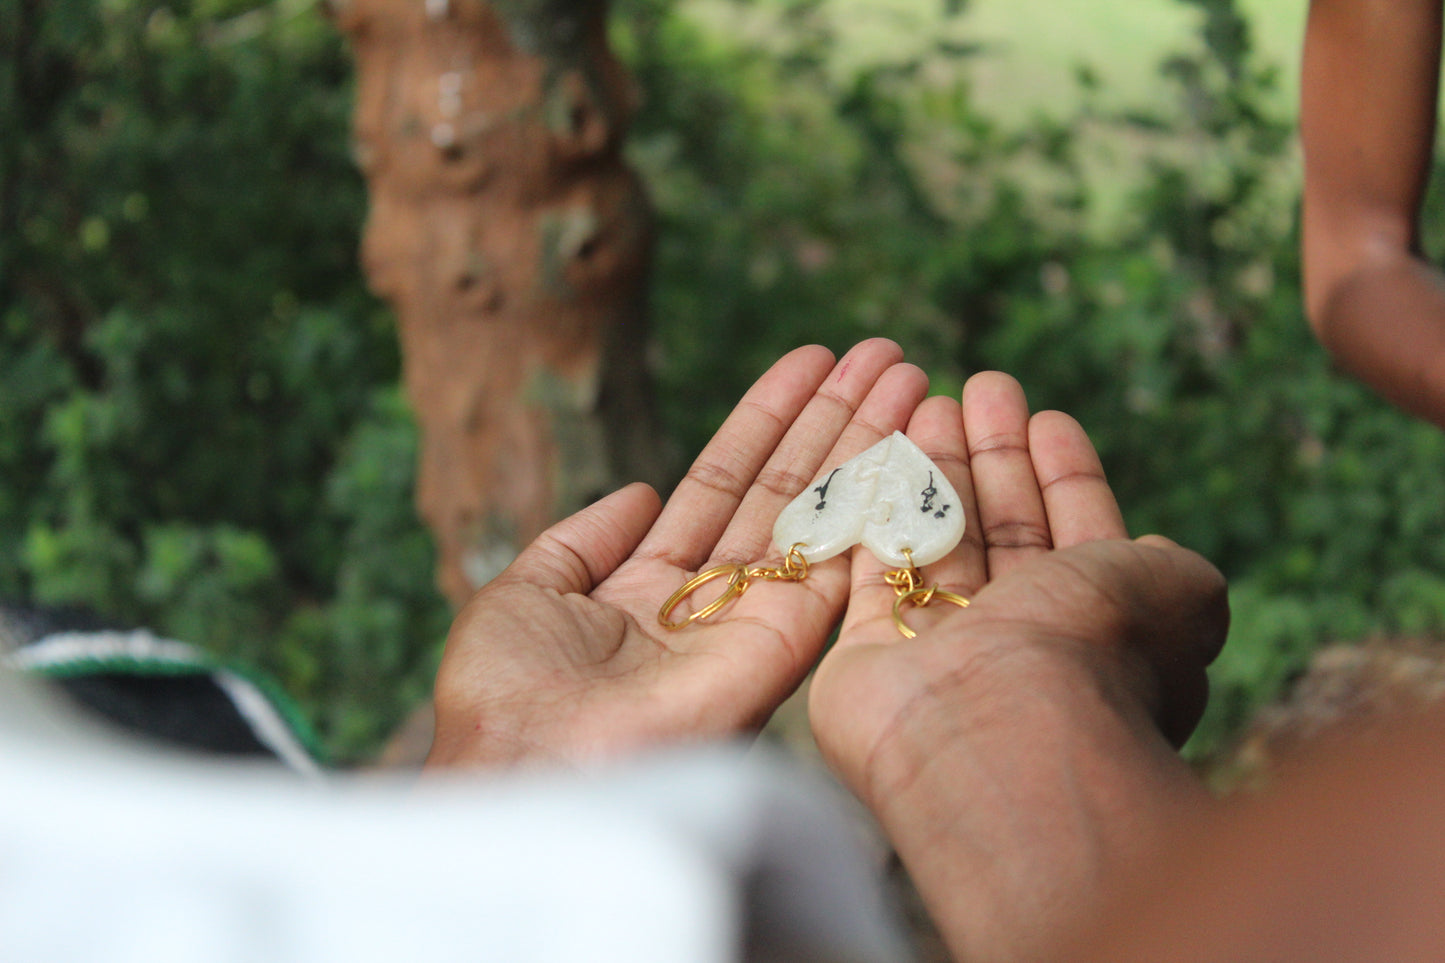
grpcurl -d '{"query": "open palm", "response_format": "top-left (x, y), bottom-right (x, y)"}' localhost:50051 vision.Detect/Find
top-left (427, 339), bottom-right (929, 769)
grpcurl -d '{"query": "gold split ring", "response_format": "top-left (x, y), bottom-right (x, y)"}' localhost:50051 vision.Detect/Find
top-left (658, 544), bottom-right (811, 630)
top-left (658, 564), bottom-right (749, 629)
top-left (891, 585), bottom-right (970, 639)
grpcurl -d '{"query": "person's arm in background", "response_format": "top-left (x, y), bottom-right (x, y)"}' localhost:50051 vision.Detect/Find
top-left (1301, 0), bottom-right (1445, 423)
top-left (1066, 705), bottom-right (1445, 961)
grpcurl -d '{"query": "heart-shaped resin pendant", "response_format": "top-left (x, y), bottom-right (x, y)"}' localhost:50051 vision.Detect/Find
top-left (659, 431), bottom-right (969, 634)
top-left (772, 432), bottom-right (965, 568)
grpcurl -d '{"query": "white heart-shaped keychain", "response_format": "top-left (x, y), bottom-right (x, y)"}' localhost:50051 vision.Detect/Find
top-left (772, 431), bottom-right (965, 567)
top-left (660, 431), bottom-right (969, 637)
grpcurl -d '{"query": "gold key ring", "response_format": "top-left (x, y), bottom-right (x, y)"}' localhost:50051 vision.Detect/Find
top-left (892, 585), bottom-right (970, 639)
top-left (658, 545), bottom-right (810, 630)
top-left (658, 564), bottom-right (750, 630)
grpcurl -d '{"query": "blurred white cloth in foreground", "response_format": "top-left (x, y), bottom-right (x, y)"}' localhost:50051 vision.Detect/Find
top-left (0, 670), bottom-right (910, 963)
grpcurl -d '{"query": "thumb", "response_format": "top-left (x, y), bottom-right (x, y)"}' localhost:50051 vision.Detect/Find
top-left (498, 482), bottom-right (664, 596)
top-left (973, 538), bottom-right (1229, 746)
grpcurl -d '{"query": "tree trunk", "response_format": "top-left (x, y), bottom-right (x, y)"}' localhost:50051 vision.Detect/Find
top-left (333, 0), bottom-right (666, 608)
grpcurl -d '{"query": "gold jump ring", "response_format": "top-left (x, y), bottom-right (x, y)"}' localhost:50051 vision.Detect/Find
top-left (891, 585), bottom-right (971, 639)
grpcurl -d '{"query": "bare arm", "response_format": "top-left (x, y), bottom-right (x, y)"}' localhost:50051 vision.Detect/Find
top-left (1070, 709), bottom-right (1445, 961)
top-left (1301, 0), bottom-right (1445, 423)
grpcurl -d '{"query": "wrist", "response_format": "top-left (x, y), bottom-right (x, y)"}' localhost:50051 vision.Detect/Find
top-left (854, 642), bottom-right (1209, 963)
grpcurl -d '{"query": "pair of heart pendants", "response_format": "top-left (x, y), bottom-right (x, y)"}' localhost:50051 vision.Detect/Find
top-left (772, 431), bottom-right (966, 569)
top-left (659, 431), bottom-right (968, 634)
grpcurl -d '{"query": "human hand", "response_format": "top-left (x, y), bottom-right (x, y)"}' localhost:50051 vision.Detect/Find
top-left (808, 372), bottom-right (1229, 963)
top-left (426, 340), bottom-right (928, 770)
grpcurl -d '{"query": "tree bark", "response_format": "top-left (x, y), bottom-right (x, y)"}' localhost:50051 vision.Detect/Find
top-left (333, 0), bottom-right (666, 608)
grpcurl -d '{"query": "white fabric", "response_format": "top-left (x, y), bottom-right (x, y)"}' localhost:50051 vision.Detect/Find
top-left (0, 671), bottom-right (910, 962)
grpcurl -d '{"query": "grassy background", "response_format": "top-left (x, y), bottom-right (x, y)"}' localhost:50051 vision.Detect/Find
top-left (967, 0), bottom-right (1306, 120)
top-left (955, 0), bottom-right (1309, 235)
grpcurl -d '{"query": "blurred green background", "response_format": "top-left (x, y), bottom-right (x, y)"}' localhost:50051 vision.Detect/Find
top-left (6, 0), bottom-right (1445, 765)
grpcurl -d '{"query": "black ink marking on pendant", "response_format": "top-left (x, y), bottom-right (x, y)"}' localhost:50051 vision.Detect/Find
top-left (920, 473), bottom-right (939, 514)
top-left (815, 467), bottom-right (842, 511)
top-left (921, 471), bottom-right (951, 520)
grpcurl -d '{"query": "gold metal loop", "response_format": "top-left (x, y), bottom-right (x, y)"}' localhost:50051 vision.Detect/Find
top-left (750, 544), bottom-right (810, 583)
top-left (891, 585), bottom-right (971, 639)
top-left (658, 544), bottom-right (812, 630)
top-left (883, 548), bottom-right (923, 597)
top-left (883, 567), bottom-right (922, 595)
top-left (658, 564), bottom-right (749, 630)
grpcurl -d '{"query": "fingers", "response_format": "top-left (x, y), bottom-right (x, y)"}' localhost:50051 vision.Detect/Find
top-left (638, 344), bottom-right (841, 570)
top-left (717, 357), bottom-right (931, 563)
top-left (644, 338), bottom-right (918, 571)
top-left (498, 482), bottom-right (663, 595)
top-left (1105, 537), bottom-right (1229, 746)
top-left (837, 372), bottom-right (1124, 647)
top-left (962, 372), bottom-right (1053, 578)
top-left (1029, 410), bottom-right (1127, 546)
top-left (715, 343), bottom-right (926, 566)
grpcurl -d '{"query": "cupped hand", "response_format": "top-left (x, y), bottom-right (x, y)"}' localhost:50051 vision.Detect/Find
top-left (808, 372), bottom-right (1229, 963)
top-left (426, 339), bottom-right (928, 770)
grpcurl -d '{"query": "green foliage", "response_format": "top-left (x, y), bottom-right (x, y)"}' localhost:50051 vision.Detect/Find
top-left (9, 0), bottom-right (1445, 767)
top-left (0, 0), bottom-right (448, 763)
top-left (958, 1), bottom-right (1445, 757)
top-left (623, 0), bottom-right (1445, 761)
top-left (618, 0), bottom-right (988, 441)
